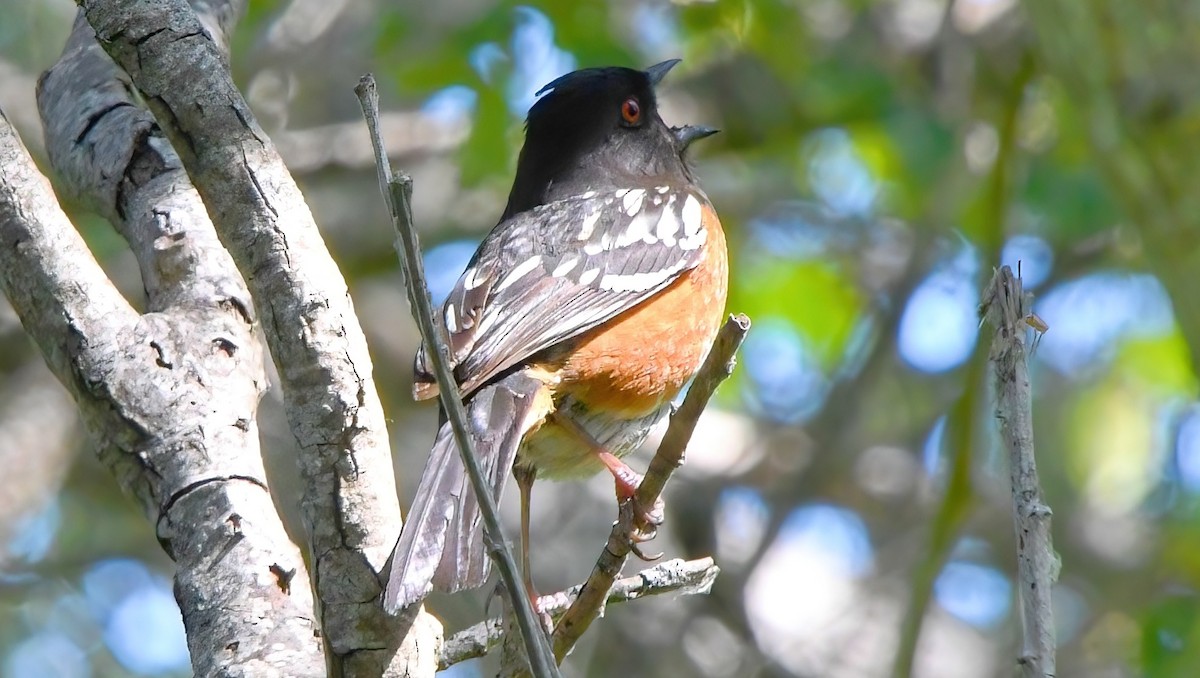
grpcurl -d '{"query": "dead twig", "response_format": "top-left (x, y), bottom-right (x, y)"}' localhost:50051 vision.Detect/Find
top-left (982, 265), bottom-right (1058, 678)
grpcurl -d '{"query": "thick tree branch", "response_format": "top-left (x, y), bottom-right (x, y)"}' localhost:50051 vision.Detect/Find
top-left (38, 10), bottom-right (251, 313)
top-left (550, 314), bottom-right (749, 663)
top-left (0, 112), bottom-right (134, 377)
top-left (75, 1), bottom-right (422, 674)
top-left (440, 557), bottom-right (720, 670)
top-left (3, 96), bottom-right (321, 673)
top-left (982, 266), bottom-right (1057, 677)
top-left (8, 1), bottom-right (333, 672)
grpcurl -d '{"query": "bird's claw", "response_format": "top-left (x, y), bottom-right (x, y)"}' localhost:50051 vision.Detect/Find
top-left (617, 494), bottom-right (666, 560)
top-left (630, 541), bottom-right (664, 562)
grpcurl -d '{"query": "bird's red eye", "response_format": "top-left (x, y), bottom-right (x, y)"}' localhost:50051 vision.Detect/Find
top-left (621, 97), bottom-right (641, 125)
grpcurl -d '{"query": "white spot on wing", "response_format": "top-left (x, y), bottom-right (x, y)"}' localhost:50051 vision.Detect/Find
top-left (598, 259), bottom-right (688, 292)
top-left (445, 304), bottom-right (457, 332)
top-left (463, 266), bottom-right (487, 290)
top-left (656, 185), bottom-right (670, 194)
top-left (682, 194), bottom-right (703, 237)
top-left (494, 255), bottom-right (542, 292)
top-left (679, 228), bottom-right (707, 251)
top-left (583, 231), bottom-right (613, 255)
top-left (578, 267), bottom-right (601, 285)
top-left (579, 190), bottom-right (598, 199)
top-left (679, 194), bottom-right (707, 250)
top-left (622, 189), bottom-right (646, 216)
top-left (655, 196), bottom-right (680, 246)
top-left (616, 212), bottom-right (656, 247)
top-left (578, 210), bottom-right (601, 240)
top-left (615, 188), bottom-right (630, 198)
top-left (552, 257), bottom-right (578, 277)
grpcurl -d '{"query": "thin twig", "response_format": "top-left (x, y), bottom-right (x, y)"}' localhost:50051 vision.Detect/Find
top-left (982, 265), bottom-right (1057, 677)
top-left (550, 313), bottom-right (750, 662)
top-left (354, 73), bottom-right (560, 678)
top-left (440, 557), bottom-right (720, 670)
top-left (890, 49), bottom-right (1033, 678)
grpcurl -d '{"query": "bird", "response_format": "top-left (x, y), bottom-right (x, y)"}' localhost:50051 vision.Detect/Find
top-left (385, 59), bottom-right (728, 614)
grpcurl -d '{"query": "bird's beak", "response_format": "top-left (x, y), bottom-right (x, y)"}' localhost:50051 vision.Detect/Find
top-left (645, 59), bottom-right (682, 85)
top-left (673, 125), bottom-right (719, 150)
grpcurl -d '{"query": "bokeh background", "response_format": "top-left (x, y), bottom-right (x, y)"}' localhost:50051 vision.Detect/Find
top-left (3, 0), bottom-right (1200, 676)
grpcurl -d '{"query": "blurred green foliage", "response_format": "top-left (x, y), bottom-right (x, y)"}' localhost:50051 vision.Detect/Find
top-left (6, 0), bottom-right (1200, 676)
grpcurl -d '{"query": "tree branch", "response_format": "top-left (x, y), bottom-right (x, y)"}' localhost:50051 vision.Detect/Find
top-left (982, 265), bottom-right (1057, 677)
top-left (550, 314), bottom-right (749, 663)
top-left (37, 9), bottom-right (251, 313)
top-left (354, 73), bottom-right (560, 678)
top-left (76, 2), bottom-right (421, 673)
top-left (3, 93), bottom-right (322, 673)
top-left (440, 557), bottom-right (720, 669)
top-left (6, 1), bottom-right (338, 671)
top-left (891, 51), bottom-right (1032, 678)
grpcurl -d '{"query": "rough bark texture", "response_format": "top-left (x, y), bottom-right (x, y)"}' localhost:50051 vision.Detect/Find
top-left (1, 91), bottom-right (321, 675)
top-left (983, 266), bottom-right (1057, 678)
top-left (2, 0), bottom-right (393, 674)
top-left (73, 1), bottom-right (433, 674)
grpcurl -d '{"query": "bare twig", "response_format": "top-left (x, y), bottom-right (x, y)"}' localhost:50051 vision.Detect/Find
top-left (982, 265), bottom-right (1057, 677)
top-left (890, 49), bottom-right (1033, 678)
top-left (550, 314), bottom-right (750, 662)
top-left (441, 557), bottom-right (720, 669)
top-left (354, 73), bottom-right (560, 678)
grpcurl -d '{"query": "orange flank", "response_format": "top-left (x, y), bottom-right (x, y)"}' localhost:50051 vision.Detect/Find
top-left (555, 202), bottom-right (729, 418)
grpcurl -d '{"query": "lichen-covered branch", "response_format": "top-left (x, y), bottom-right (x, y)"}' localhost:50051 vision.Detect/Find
top-left (3, 0), bottom-right (333, 672)
top-left (982, 265), bottom-right (1057, 678)
top-left (75, 1), bottom-right (423, 673)
top-left (441, 557), bottom-right (720, 670)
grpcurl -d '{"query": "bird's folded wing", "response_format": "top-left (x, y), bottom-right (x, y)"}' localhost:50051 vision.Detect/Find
top-left (415, 186), bottom-right (710, 398)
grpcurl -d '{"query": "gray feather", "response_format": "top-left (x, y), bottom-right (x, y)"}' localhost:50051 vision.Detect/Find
top-left (384, 372), bottom-right (549, 613)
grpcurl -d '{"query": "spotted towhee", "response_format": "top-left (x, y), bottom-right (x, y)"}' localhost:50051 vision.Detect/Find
top-left (385, 59), bottom-right (727, 612)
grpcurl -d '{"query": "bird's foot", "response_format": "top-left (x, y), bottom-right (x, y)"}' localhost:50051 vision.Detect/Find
top-left (600, 452), bottom-right (665, 561)
top-left (524, 581), bottom-right (555, 635)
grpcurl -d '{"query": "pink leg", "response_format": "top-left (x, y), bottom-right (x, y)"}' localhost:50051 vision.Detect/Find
top-left (553, 414), bottom-right (665, 559)
top-left (514, 465), bottom-right (552, 632)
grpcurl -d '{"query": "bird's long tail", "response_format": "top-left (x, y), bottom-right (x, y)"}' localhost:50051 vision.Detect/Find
top-left (384, 371), bottom-right (552, 613)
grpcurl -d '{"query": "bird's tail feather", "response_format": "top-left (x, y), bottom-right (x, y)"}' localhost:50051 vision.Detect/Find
top-left (384, 371), bottom-right (551, 613)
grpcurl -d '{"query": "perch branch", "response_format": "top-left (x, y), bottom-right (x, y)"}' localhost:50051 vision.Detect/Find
top-left (441, 557), bottom-right (719, 669)
top-left (354, 73), bottom-right (560, 678)
top-left (982, 265), bottom-right (1057, 677)
top-left (550, 314), bottom-right (749, 662)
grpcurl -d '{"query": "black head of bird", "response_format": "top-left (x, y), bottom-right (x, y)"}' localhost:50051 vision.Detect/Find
top-left (501, 59), bottom-right (718, 221)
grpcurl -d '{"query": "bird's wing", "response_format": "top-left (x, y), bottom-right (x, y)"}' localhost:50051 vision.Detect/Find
top-left (414, 185), bottom-right (711, 398)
